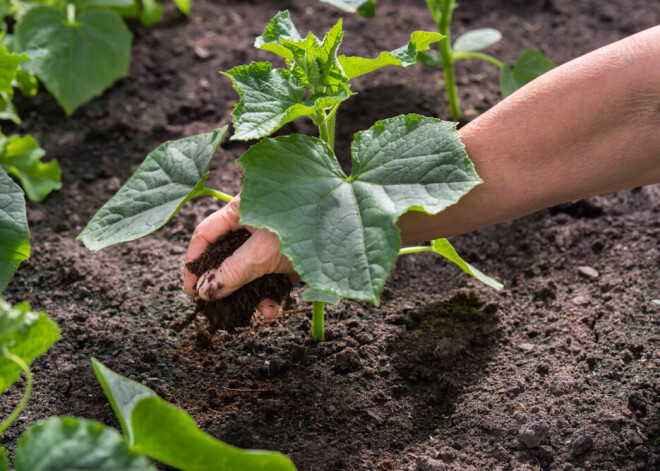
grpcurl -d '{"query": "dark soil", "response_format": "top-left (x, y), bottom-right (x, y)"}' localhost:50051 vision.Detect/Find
top-left (2, 0), bottom-right (660, 470)
top-left (180, 229), bottom-right (292, 336)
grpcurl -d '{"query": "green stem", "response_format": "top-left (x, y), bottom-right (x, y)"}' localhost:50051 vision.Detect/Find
top-left (398, 246), bottom-right (433, 256)
top-left (452, 51), bottom-right (504, 69)
top-left (325, 110), bottom-right (336, 150)
top-left (311, 301), bottom-right (325, 341)
top-left (434, 0), bottom-right (461, 120)
top-left (66, 3), bottom-right (76, 24)
top-left (0, 354), bottom-right (32, 435)
top-left (201, 188), bottom-right (233, 203)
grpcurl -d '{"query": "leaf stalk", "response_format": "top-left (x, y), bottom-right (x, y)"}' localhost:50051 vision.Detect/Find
top-left (452, 51), bottom-right (504, 69)
top-left (0, 353), bottom-right (33, 435)
top-left (201, 188), bottom-right (233, 203)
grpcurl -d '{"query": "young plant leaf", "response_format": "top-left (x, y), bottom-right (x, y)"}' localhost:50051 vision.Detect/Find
top-left (239, 115), bottom-right (480, 305)
top-left (0, 45), bottom-right (31, 93)
top-left (92, 358), bottom-right (156, 444)
top-left (0, 168), bottom-right (29, 292)
top-left (14, 416), bottom-right (156, 471)
top-left (78, 128), bottom-right (226, 251)
top-left (139, 0), bottom-right (163, 26)
top-left (0, 134), bottom-right (61, 202)
top-left (417, 51), bottom-right (443, 68)
top-left (338, 31), bottom-right (443, 79)
top-left (15, 6), bottom-right (132, 114)
top-left (171, 0), bottom-right (190, 14)
top-left (500, 49), bottom-right (555, 98)
top-left (429, 239), bottom-right (503, 290)
top-left (0, 298), bottom-right (60, 394)
top-left (254, 10), bottom-right (301, 60)
top-left (452, 28), bottom-right (502, 53)
top-left (224, 63), bottom-right (350, 141)
top-left (319, 0), bottom-right (376, 18)
top-left (302, 288), bottom-right (341, 305)
top-left (130, 397), bottom-right (298, 471)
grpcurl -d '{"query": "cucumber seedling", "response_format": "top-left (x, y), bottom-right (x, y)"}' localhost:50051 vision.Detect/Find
top-left (79, 11), bottom-right (502, 342)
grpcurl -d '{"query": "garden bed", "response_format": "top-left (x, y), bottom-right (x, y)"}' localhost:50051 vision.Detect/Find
top-left (2, 0), bottom-right (659, 469)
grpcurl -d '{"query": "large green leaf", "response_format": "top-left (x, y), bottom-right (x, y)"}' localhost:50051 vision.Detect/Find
top-left (452, 28), bottom-right (502, 53)
top-left (14, 417), bottom-right (156, 471)
top-left (239, 115), bottom-right (480, 304)
top-left (338, 31), bottom-right (443, 79)
top-left (15, 6), bottom-right (132, 114)
top-left (77, 128), bottom-right (226, 251)
top-left (92, 358), bottom-right (156, 444)
top-left (223, 63), bottom-right (350, 141)
top-left (429, 239), bottom-right (502, 290)
top-left (0, 298), bottom-right (59, 394)
top-left (500, 49), bottom-right (555, 98)
top-left (319, 0), bottom-right (376, 17)
top-left (93, 360), bottom-right (297, 471)
top-left (131, 397), bottom-right (297, 471)
top-left (254, 10), bottom-right (301, 60)
top-left (0, 168), bottom-right (29, 292)
top-left (0, 134), bottom-right (61, 202)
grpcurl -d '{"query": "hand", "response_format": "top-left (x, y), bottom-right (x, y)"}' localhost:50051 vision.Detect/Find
top-left (184, 197), bottom-right (299, 318)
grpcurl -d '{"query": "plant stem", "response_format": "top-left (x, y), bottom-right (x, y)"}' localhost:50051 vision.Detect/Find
top-left (432, 0), bottom-right (461, 120)
top-left (452, 51), bottom-right (504, 69)
top-left (398, 246), bottom-right (433, 256)
top-left (311, 301), bottom-right (325, 341)
top-left (201, 188), bottom-right (233, 203)
top-left (66, 3), bottom-right (76, 24)
top-left (0, 354), bottom-right (32, 435)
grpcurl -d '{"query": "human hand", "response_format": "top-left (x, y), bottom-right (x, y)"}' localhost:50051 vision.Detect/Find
top-left (184, 197), bottom-right (299, 318)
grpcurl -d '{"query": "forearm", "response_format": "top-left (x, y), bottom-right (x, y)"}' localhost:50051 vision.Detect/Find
top-left (399, 26), bottom-right (660, 244)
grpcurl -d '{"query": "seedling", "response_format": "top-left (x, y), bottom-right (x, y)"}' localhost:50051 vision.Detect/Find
top-left (0, 299), bottom-right (295, 470)
top-left (325, 0), bottom-right (556, 119)
top-left (79, 11), bottom-right (502, 342)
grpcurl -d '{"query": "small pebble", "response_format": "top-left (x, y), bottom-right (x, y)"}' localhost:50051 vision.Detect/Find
top-left (570, 432), bottom-right (594, 457)
top-left (577, 266), bottom-right (600, 279)
top-left (571, 295), bottom-right (590, 305)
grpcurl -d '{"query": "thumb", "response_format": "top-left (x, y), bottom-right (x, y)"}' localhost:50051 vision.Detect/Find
top-left (196, 251), bottom-right (256, 301)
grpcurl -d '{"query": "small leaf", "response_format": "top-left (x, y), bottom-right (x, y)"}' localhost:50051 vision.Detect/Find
top-left (0, 298), bottom-right (59, 394)
top-left (254, 10), bottom-right (301, 60)
top-left (0, 168), bottom-right (29, 292)
top-left (92, 358), bottom-right (156, 444)
top-left (171, 0), bottom-right (190, 14)
top-left (500, 49), bottom-right (555, 98)
top-left (239, 115), bottom-right (480, 304)
top-left (15, 416), bottom-right (156, 471)
top-left (339, 31), bottom-right (443, 79)
top-left (131, 397), bottom-right (297, 471)
top-left (429, 239), bottom-right (503, 290)
top-left (319, 0), bottom-right (376, 17)
top-left (16, 6), bottom-right (132, 114)
top-left (417, 50), bottom-right (442, 68)
top-left (453, 28), bottom-right (502, 53)
top-left (0, 44), bottom-right (30, 94)
top-left (139, 0), bottom-right (163, 26)
top-left (15, 70), bottom-right (39, 97)
top-left (77, 128), bottom-right (226, 250)
top-left (224, 63), bottom-right (350, 141)
top-left (302, 288), bottom-right (341, 305)
top-left (0, 134), bottom-right (61, 202)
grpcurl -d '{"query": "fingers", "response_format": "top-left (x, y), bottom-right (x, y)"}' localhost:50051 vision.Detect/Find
top-left (184, 197), bottom-right (241, 296)
top-left (256, 298), bottom-right (283, 319)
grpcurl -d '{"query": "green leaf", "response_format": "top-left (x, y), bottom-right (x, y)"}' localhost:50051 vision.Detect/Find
top-left (239, 115), bottom-right (480, 304)
top-left (224, 63), bottom-right (350, 141)
top-left (417, 50), bottom-right (442, 68)
top-left (77, 128), bottom-right (226, 251)
top-left (15, 70), bottom-right (39, 97)
top-left (429, 239), bottom-right (503, 290)
top-left (131, 397), bottom-right (297, 471)
top-left (81, 0), bottom-right (137, 8)
top-left (0, 168), bottom-right (29, 292)
top-left (0, 445), bottom-right (7, 471)
top-left (15, 416), bottom-right (156, 471)
top-left (453, 28), bottom-right (502, 53)
top-left (319, 0), bottom-right (376, 17)
top-left (254, 10), bottom-right (301, 60)
top-left (139, 0), bottom-right (162, 26)
top-left (339, 31), bottom-right (443, 79)
top-left (500, 49), bottom-right (555, 98)
top-left (171, 0), bottom-right (190, 15)
top-left (0, 45), bottom-right (30, 93)
top-left (0, 92), bottom-right (20, 124)
top-left (302, 288), bottom-right (341, 305)
top-left (15, 6), bottom-right (132, 115)
top-left (0, 134), bottom-right (61, 202)
top-left (91, 358), bottom-right (156, 444)
top-left (0, 298), bottom-right (59, 394)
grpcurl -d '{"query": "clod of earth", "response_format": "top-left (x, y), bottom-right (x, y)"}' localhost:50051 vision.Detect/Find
top-left (176, 229), bottom-right (292, 335)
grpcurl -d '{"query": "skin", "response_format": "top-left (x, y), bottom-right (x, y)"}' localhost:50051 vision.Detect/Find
top-left (185, 26), bottom-right (660, 317)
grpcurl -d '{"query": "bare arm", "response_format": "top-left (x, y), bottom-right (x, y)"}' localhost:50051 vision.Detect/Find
top-left (398, 26), bottom-right (660, 243)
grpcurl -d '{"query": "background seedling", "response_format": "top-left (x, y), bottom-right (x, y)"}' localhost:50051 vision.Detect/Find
top-left (79, 11), bottom-right (502, 342)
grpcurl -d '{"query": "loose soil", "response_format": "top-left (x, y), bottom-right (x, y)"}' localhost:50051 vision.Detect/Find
top-left (2, 0), bottom-right (659, 470)
top-left (180, 228), bottom-right (292, 336)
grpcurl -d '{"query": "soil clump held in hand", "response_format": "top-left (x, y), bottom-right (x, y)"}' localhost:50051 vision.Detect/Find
top-left (177, 229), bottom-right (292, 335)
